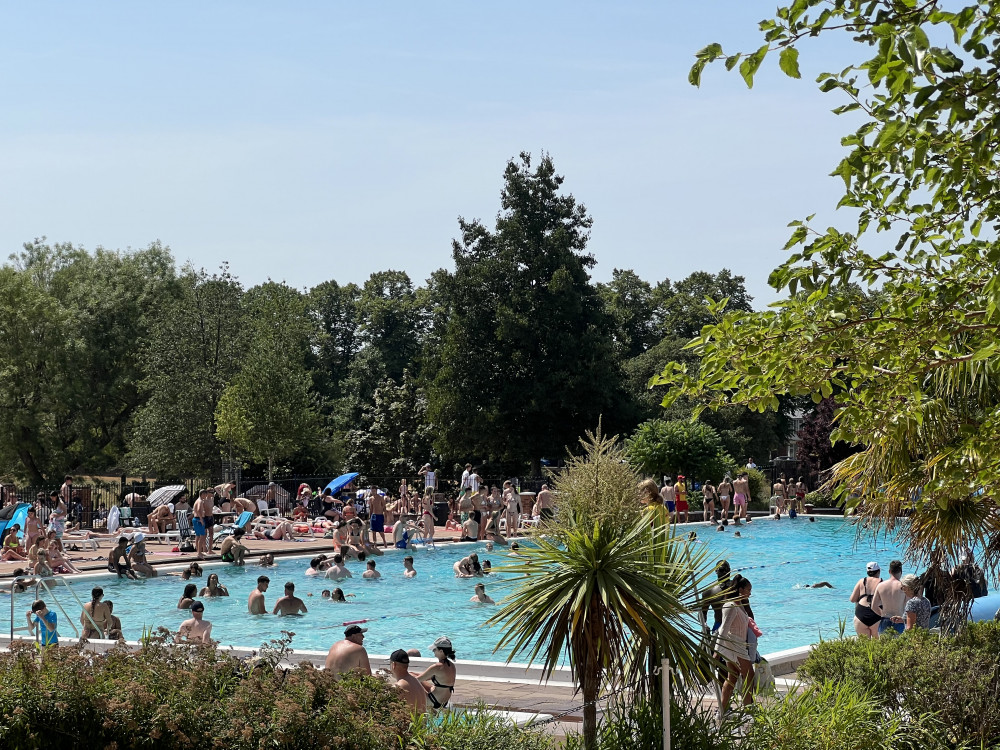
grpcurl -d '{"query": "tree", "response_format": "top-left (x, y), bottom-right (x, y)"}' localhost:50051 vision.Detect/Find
top-left (128, 266), bottom-right (245, 478)
top-left (428, 152), bottom-right (625, 474)
top-left (215, 282), bottom-right (318, 479)
top-left (357, 270), bottom-right (422, 385)
top-left (667, 2), bottom-right (1000, 593)
top-left (796, 397), bottom-right (860, 483)
top-left (307, 280), bottom-right (361, 404)
top-left (597, 269), bottom-right (657, 359)
top-left (625, 419), bottom-right (733, 483)
top-left (343, 371), bottom-right (435, 476)
top-left (0, 240), bottom-right (176, 482)
top-left (653, 269), bottom-right (753, 340)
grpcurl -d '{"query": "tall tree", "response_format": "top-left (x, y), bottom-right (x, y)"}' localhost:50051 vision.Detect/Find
top-left (597, 269), bottom-right (657, 359)
top-left (357, 270), bottom-right (422, 384)
top-left (215, 282), bottom-right (318, 480)
top-left (307, 280), bottom-right (361, 404)
top-left (128, 266), bottom-right (244, 478)
top-left (428, 153), bottom-right (624, 473)
top-left (0, 240), bottom-right (176, 482)
top-left (669, 1), bottom-right (1000, 598)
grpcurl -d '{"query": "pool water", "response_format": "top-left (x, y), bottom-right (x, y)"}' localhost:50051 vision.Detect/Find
top-left (13, 518), bottom-right (907, 659)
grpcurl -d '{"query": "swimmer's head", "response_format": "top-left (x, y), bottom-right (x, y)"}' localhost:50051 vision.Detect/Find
top-left (510, 543), bottom-right (519, 550)
top-left (333, 554), bottom-right (343, 564)
top-left (321, 590), bottom-right (331, 598)
top-left (734, 531), bottom-right (741, 537)
top-left (403, 556), bottom-right (414, 565)
top-left (716, 525), bottom-right (725, 532)
top-left (366, 560), bottom-right (376, 569)
top-left (485, 541), bottom-right (494, 551)
top-left (357, 552), bottom-right (367, 562)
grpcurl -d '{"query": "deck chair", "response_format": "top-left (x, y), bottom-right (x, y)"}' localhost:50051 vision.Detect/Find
top-left (257, 499), bottom-right (280, 517)
top-left (213, 511), bottom-right (254, 549)
top-left (175, 510), bottom-right (195, 550)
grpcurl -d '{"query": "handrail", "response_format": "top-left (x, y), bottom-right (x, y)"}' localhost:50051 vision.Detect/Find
top-left (35, 575), bottom-right (106, 639)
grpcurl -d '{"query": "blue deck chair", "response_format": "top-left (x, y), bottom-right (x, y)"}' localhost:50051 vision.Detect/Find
top-left (212, 511), bottom-right (254, 549)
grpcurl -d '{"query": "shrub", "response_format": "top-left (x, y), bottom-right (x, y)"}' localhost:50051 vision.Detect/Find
top-left (563, 695), bottom-right (739, 750)
top-left (745, 467), bottom-right (768, 506)
top-left (741, 680), bottom-right (950, 750)
top-left (408, 705), bottom-right (553, 750)
top-left (803, 489), bottom-right (837, 508)
top-left (0, 633), bottom-right (412, 750)
top-left (800, 622), bottom-right (1000, 746)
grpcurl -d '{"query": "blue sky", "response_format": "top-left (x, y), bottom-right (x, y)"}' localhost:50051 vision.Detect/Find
top-left (1, 2), bottom-right (862, 306)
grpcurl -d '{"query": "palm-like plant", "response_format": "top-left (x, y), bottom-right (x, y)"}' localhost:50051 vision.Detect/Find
top-left (487, 515), bottom-right (715, 750)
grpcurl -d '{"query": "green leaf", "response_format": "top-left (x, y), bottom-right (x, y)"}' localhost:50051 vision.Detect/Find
top-left (739, 44), bottom-right (769, 89)
top-left (779, 47), bottom-right (801, 79)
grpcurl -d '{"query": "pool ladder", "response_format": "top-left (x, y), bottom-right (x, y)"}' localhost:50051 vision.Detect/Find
top-left (8, 575), bottom-right (103, 644)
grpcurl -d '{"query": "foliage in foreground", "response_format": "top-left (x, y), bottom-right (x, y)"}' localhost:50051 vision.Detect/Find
top-left (0, 635), bottom-right (411, 750)
top-left (408, 705), bottom-right (552, 750)
top-left (800, 621), bottom-right (1000, 747)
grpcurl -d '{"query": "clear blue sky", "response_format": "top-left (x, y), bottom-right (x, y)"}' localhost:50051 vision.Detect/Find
top-left (1, 2), bottom-right (861, 306)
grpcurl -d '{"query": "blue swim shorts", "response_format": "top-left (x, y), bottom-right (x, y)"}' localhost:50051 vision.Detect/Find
top-left (192, 517), bottom-right (207, 537)
top-left (370, 513), bottom-right (385, 533)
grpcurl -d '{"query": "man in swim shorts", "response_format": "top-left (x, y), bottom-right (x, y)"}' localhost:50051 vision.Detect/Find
top-left (324, 553), bottom-right (353, 581)
top-left (369, 486), bottom-right (388, 547)
top-left (192, 488), bottom-right (214, 560)
top-left (107, 537), bottom-right (138, 579)
top-left (871, 559), bottom-right (908, 635)
top-left (732, 473), bottom-right (750, 521)
top-left (325, 624), bottom-right (371, 676)
top-left (675, 476), bottom-right (689, 523)
top-left (219, 528), bottom-right (248, 565)
top-left (403, 555), bottom-right (417, 578)
top-left (272, 581), bottom-right (308, 616)
top-left (660, 478), bottom-right (676, 521)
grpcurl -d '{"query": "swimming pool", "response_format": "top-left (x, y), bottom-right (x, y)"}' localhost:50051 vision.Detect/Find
top-left (9, 518), bottom-right (910, 658)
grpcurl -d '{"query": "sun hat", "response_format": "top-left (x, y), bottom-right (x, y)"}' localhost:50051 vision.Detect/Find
top-left (431, 636), bottom-right (453, 651)
top-left (133, 532), bottom-right (145, 544)
top-left (866, 561), bottom-right (880, 573)
top-left (344, 625), bottom-right (368, 637)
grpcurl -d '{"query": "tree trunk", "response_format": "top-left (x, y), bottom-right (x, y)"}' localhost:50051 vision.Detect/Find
top-left (267, 456), bottom-right (274, 482)
top-left (582, 667), bottom-right (599, 750)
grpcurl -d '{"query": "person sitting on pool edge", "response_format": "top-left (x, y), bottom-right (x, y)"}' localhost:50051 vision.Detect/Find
top-left (416, 636), bottom-right (457, 710)
top-left (107, 537), bottom-right (138, 580)
top-left (273, 581), bottom-right (308, 616)
top-left (460, 514), bottom-right (479, 542)
top-left (325, 625), bottom-right (371, 676)
top-left (389, 649), bottom-right (426, 713)
top-left (219, 528), bottom-right (248, 566)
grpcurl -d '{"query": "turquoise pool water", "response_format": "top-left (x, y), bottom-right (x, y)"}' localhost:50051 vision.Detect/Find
top-left (12, 517), bottom-right (907, 658)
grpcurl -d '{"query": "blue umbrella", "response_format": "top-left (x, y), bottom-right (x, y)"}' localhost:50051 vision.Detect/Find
top-left (325, 472), bottom-right (360, 494)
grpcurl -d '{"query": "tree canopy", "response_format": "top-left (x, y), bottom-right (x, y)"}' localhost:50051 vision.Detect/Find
top-left (664, 0), bottom-right (1000, 585)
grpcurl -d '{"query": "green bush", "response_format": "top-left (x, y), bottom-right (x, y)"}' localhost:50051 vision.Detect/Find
top-left (745, 467), bottom-right (768, 506)
top-left (0, 633), bottom-right (412, 750)
top-left (803, 489), bottom-right (838, 508)
top-left (800, 622), bottom-right (1000, 747)
top-left (741, 680), bottom-right (951, 750)
top-left (408, 705), bottom-right (553, 750)
top-left (563, 694), bottom-right (738, 750)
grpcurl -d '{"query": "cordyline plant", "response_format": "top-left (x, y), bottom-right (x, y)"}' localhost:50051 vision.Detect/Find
top-left (658, 0), bottom-right (1000, 623)
top-left (488, 511), bottom-right (716, 749)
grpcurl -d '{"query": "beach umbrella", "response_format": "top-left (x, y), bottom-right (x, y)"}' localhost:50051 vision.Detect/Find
top-left (245, 483), bottom-right (291, 502)
top-left (325, 472), bottom-right (360, 494)
top-left (147, 485), bottom-right (186, 508)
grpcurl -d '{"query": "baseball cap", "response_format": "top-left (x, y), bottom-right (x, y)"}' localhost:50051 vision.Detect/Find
top-left (866, 561), bottom-right (880, 573)
top-left (191, 602), bottom-right (205, 612)
top-left (389, 649), bottom-right (410, 664)
top-left (167, 503), bottom-right (175, 513)
top-left (344, 625), bottom-right (368, 637)
top-left (431, 636), bottom-right (453, 651)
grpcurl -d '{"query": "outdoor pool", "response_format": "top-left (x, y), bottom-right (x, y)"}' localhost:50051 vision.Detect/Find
top-left (9, 517), bottom-right (908, 659)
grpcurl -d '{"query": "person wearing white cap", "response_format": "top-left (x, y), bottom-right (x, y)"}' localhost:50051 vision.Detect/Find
top-left (849, 561), bottom-right (883, 638)
top-left (415, 636), bottom-right (457, 710)
top-left (127, 533), bottom-right (157, 578)
top-left (325, 624), bottom-right (371, 676)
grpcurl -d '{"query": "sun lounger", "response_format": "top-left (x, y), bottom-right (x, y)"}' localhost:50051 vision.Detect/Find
top-left (213, 511), bottom-right (254, 549)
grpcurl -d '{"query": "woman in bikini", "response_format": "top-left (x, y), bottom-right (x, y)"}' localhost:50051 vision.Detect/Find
top-left (24, 507), bottom-right (43, 552)
top-left (1, 524), bottom-right (26, 561)
top-left (80, 587), bottom-right (113, 639)
top-left (419, 494), bottom-right (436, 544)
top-left (717, 476), bottom-right (733, 522)
top-left (417, 636), bottom-right (458, 710)
top-left (45, 532), bottom-right (80, 574)
top-left (849, 561), bottom-right (883, 638)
